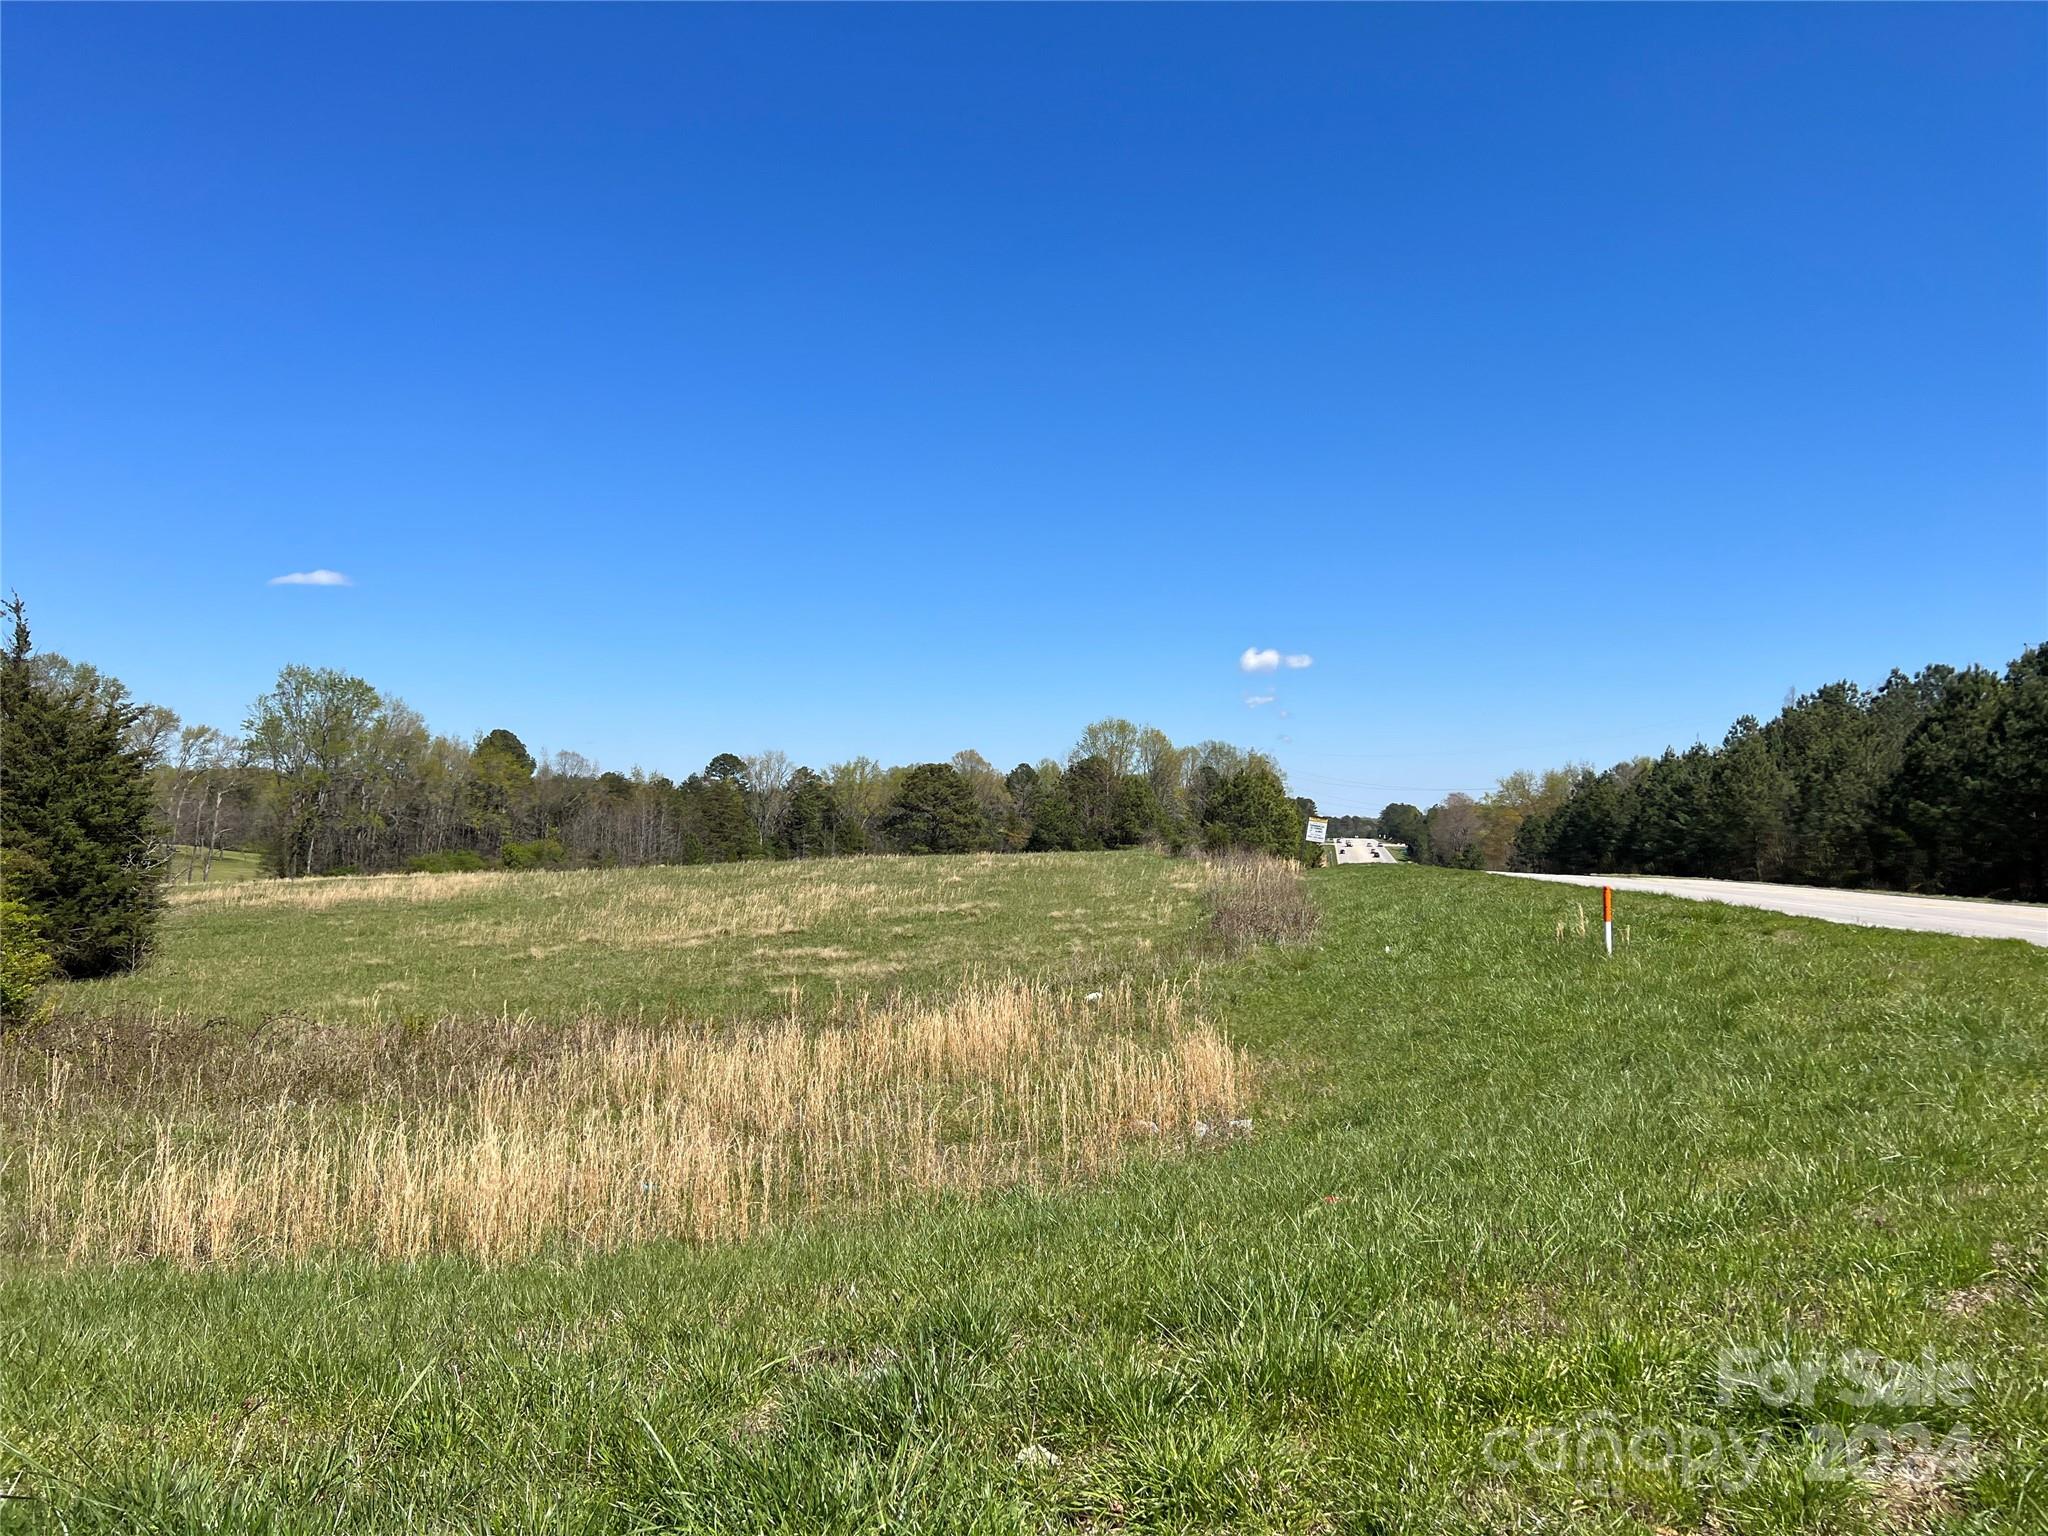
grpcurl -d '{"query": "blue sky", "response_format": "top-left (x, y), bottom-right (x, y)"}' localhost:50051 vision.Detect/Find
top-left (5, 5), bottom-right (2042, 813)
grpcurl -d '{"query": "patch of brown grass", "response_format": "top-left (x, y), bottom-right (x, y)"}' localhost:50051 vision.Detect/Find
top-left (1203, 853), bottom-right (1319, 954)
top-left (164, 867), bottom-right (531, 910)
top-left (3, 979), bottom-right (1246, 1266)
top-left (1864, 1445), bottom-right (1972, 1532)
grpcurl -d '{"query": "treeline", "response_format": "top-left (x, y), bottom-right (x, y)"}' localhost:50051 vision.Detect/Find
top-left (105, 661), bottom-right (1318, 880)
top-left (1377, 646), bottom-right (2044, 900)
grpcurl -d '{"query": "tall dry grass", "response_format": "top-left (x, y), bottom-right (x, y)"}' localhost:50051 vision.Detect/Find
top-left (1203, 853), bottom-right (1319, 953)
top-left (2, 980), bottom-right (1244, 1266)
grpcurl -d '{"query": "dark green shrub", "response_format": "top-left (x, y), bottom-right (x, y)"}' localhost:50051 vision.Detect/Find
top-left (407, 850), bottom-right (488, 874)
top-left (501, 837), bottom-right (567, 870)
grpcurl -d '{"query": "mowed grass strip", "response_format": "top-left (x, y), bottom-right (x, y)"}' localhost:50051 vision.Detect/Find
top-left (165, 846), bottom-right (269, 885)
top-left (3, 864), bottom-right (2044, 1533)
top-left (60, 852), bottom-right (1210, 1026)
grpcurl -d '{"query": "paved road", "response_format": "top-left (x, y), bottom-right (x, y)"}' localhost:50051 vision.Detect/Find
top-left (1495, 872), bottom-right (2048, 946)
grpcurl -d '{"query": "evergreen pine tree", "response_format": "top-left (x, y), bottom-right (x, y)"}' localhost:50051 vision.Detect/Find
top-left (0, 598), bottom-right (165, 977)
top-left (1201, 764), bottom-right (1301, 857)
top-left (1987, 645), bottom-right (2047, 900)
top-left (879, 764), bottom-right (982, 854)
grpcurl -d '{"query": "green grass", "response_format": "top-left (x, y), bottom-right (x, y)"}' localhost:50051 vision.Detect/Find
top-left (166, 845), bottom-right (269, 884)
top-left (5, 858), bottom-right (2044, 1533)
top-left (64, 853), bottom-right (1208, 1026)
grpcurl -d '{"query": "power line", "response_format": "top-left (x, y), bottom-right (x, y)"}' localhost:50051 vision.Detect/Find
top-left (1285, 771), bottom-right (1488, 796)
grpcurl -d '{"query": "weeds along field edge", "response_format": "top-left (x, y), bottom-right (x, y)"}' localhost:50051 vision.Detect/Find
top-left (6, 978), bottom-right (1249, 1266)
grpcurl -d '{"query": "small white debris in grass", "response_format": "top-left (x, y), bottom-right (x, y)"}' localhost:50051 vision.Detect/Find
top-left (1016, 1444), bottom-right (1060, 1469)
top-left (1194, 1120), bottom-right (1213, 1140)
top-left (1084, 991), bottom-right (1103, 1003)
top-left (855, 1346), bottom-right (899, 1380)
top-left (1228, 1117), bottom-right (1253, 1135)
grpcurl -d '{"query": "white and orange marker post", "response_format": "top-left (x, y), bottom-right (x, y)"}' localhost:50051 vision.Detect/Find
top-left (1603, 885), bottom-right (1614, 957)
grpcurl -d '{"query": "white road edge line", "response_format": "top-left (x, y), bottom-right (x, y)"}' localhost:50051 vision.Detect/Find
top-left (1491, 872), bottom-right (2048, 947)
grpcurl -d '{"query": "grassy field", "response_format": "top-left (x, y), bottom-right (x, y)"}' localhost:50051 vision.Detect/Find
top-left (64, 853), bottom-right (1210, 1026)
top-left (166, 846), bottom-right (269, 884)
top-left (4, 856), bottom-right (2044, 1533)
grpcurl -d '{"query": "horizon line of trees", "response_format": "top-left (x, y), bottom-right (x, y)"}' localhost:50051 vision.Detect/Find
top-left (26, 650), bottom-right (1320, 886)
top-left (1365, 645), bottom-right (2043, 901)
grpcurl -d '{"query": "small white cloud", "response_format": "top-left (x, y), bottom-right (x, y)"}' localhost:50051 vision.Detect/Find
top-left (268, 569), bottom-right (353, 587)
top-left (1240, 647), bottom-right (1281, 673)
top-left (1283, 653), bottom-right (1313, 669)
top-left (1244, 693), bottom-right (1276, 707)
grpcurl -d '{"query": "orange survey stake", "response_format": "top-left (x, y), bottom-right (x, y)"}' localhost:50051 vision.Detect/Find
top-left (1603, 887), bottom-right (1612, 924)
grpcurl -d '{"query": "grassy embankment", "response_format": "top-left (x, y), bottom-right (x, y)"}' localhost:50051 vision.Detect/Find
top-left (3, 854), bottom-right (2043, 1533)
